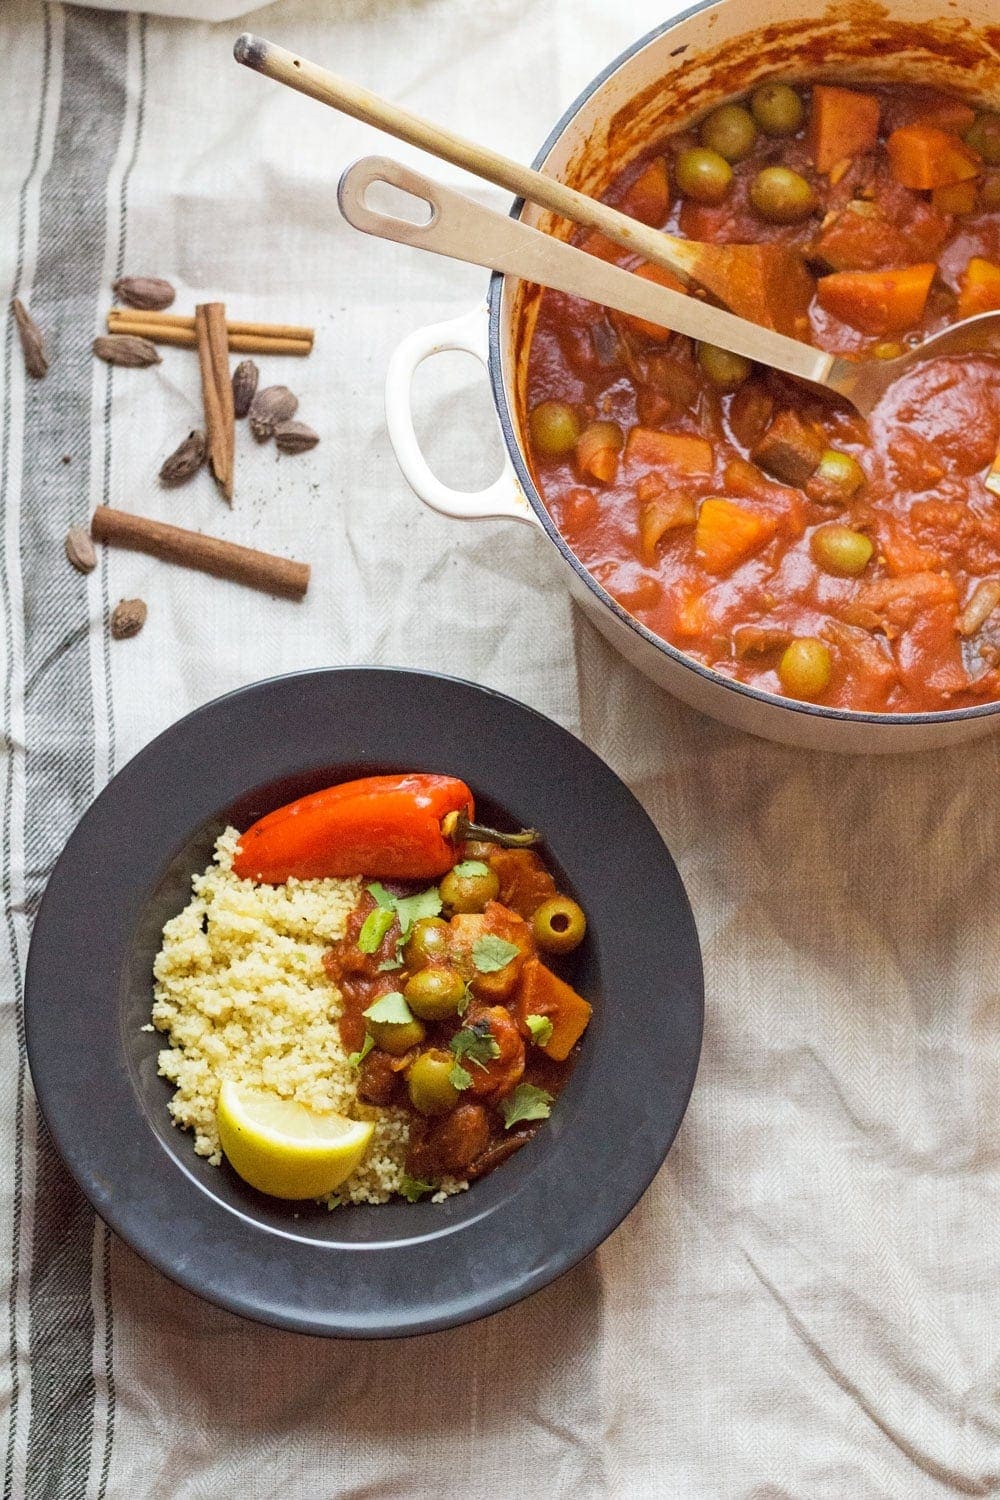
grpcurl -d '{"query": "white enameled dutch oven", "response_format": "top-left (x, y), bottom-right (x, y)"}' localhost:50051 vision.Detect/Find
top-left (384, 0), bottom-right (1000, 754)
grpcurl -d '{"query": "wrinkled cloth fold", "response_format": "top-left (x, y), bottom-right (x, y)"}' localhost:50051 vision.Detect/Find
top-left (0, 0), bottom-right (997, 1495)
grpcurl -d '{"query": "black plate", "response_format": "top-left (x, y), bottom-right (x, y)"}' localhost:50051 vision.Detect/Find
top-left (25, 668), bottom-right (703, 1338)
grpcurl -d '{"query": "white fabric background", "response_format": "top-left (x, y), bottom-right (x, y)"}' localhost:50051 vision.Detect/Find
top-left (1, 0), bottom-right (998, 1495)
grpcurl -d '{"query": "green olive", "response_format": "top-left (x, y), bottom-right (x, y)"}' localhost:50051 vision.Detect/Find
top-left (698, 104), bottom-right (758, 163)
top-left (749, 166), bottom-right (817, 224)
top-left (531, 896), bottom-right (587, 955)
top-left (810, 524), bottom-right (874, 577)
top-left (369, 1016), bottom-right (426, 1056)
top-left (439, 864), bottom-right (500, 914)
top-left (402, 916), bottom-right (450, 972)
top-left (750, 82), bottom-right (805, 137)
top-left (697, 342), bottom-right (751, 391)
top-left (407, 1049), bottom-right (460, 1116)
top-left (815, 448), bottom-right (865, 499)
top-left (404, 965), bottom-right (467, 1021)
top-left (529, 400), bottom-right (581, 458)
top-left (778, 638), bottom-right (832, 699)
top-left (965, 111), bottom-right (1000, 166)
top-left (674, 146), bottom-right (733, 205)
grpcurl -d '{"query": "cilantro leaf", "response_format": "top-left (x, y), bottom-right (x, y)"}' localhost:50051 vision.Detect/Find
top-left (525, 1014), bottom-right (554, 1047)
top-left (358, 906), bottom-right (394, 954)
top-left (392, 886), bottom-right (442, 938)
top-left (347, 1032), bottom-right (375, 1069)
top-left (449, 1062), bottom-right (473, 1091)
top-left (457, 983), bottom-right (472, 1017)
top-left (472, 935), bottom-right (520, 973)
top-left (452, 859), bottom-right (489, 878)
top-left (362, 991), bottom-right (414, 1025)
top-left (500, 1083), bottom-right (553, 1129)
top-left (450, 1020), bottom-right (500, 1070)
top-left (399, 1174), bottom-right (437, 1203)
top-left (377, 956), bottom-right (404, 972)
top-left (366, 882), bottom-right (396, 910)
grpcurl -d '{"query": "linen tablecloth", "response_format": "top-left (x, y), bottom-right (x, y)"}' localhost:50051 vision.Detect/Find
top-left (1, 1), bottom-right (998, 1494)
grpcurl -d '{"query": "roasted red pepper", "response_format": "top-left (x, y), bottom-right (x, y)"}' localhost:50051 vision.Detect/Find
top-left (232, 774), bottom-right (475, 884)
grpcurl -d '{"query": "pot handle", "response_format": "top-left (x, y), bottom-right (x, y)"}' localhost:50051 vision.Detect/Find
top-left (384, 304), bottom-right (540, 525)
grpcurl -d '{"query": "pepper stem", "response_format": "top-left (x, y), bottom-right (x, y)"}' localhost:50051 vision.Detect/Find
top-left (441, 809), bottom-right (540, 849)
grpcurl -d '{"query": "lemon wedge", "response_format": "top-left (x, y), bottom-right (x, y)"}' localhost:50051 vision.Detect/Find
top-left (216, 1081), bottom-right (374, 1200)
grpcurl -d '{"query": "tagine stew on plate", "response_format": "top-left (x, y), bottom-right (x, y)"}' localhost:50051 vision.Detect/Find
top-left (524, 81), bottom-right (1000, 712)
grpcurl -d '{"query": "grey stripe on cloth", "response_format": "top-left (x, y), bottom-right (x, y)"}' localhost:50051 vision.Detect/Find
top-left (1, 7), bottom-right (55, 1497)
top-left (17, 9), bottom-right (130, 1497)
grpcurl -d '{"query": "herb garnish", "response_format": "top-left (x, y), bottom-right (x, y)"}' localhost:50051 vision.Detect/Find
top-left (399, 1174), bottom-right (437, 1203)
top-left (525, 1014), bottom-right (554, 1047)
top-left (357, 905), bottom-right (394, 954)
top-left (472, 935), bottom-right (519, 973)
top-left (452, 859), bottom-right (489, 878)
top-left (363, 882), bottom-right (442, 962)
top-left (362, 991), bottom-right (414, 1025)
top-left (450, 1020), bottom-right (500, 1069)
top-left (347, 1032), bottom-right (375, 1068)
top-left (449, 1062), bottom-right (473, 1092)
top-left (500, 1083), bottom-right (553, 1129)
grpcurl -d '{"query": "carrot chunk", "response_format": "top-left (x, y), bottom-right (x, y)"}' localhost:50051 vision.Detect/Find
top-left (622, 158), bottom-right (671, 227)
top-left (931, 180), bottom-right (978, 214)
top-left (625, 428), bottom-right (714, 475)
top-left (885, 125), bottom-right (980, 189)
top-left (695, 497), bottom-right (777, 575)
top-left (617, 261), bottom-right (688, 341)
top-left (956, 257), bottom-right (1000, 319)
top-left (808, 85), bottom-right (880, 173)
top-left (815, 264), bottom-right (936, 335)
top-left (514, 959), bottom-right (592, 1063)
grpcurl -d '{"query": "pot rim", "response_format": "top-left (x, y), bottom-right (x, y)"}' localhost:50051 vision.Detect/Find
top-left (486, 2), bottom-right (1000, 730)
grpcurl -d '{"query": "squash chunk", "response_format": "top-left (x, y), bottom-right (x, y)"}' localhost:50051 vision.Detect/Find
top-left (956, 257), bottom-right (1000, 320)
top-left (808, 85), bottom-right (880, 173)
top-left (515, 959), bottom-right (592, 1062)
top-left (816, 264), bottom-right (936, 335)
top-left (625, 428), bottom-right (714, 474)
top-left (885, 125), bottom-right (980, 189)
top-left (695, 497), bottom-right (777, 575)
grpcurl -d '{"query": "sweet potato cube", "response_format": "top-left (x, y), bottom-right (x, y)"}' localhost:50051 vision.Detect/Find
top-left (625, 427), bottom-right (714, 475)
top-left (931, 180), bottom-right (978, 215)
top-left (751, 410), bottom-right (825, 488)
top-left (617, 261), bottom-right (688, 341)
top-left (514, 958), bottom-right (592, 1062)
top-left (886, 125), bottom-right (981, 189)
top-left (695, 497), bottom-right (777, 575)
top-left (808, 85), bottom-right (880, 173)
top-left (623, 157), bottom-right (671, 227)
top-left (956, 257), bottom-right (1000, 320)
top-left (815, 264), bottom-right (936, 335)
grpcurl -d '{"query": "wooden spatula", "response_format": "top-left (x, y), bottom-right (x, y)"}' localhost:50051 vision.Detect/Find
top-left (233, 34), bottom-right (813, 336)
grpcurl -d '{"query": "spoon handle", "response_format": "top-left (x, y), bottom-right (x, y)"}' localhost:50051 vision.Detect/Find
top-left (337, 156), bottom-right (837, 389)
top-left (236, 33), bottom-right (725, 290)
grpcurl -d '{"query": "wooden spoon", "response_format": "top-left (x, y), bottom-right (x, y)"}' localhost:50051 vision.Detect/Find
top-left (233, 33), bottom-right (814, 336)
top-left (336, 156), bottom-right (1000, 420)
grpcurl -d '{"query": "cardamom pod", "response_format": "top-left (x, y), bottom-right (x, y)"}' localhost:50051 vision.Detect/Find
top-left (159, 429), bottom-right (206, 485)
top-left (92, 334), bottom-right (161, 368)
top-left (231, 359), bottom-right (259, 419)
top-left (64, 525), bottom-right (97, 574)
top-left (11, 299), bottom-right (49, 379)
top-left (110, 598), bottom-right (147, 640)
top-left (112, 275), bottom-right (176, 311)
top-left (249, 385), bottom-right (298, 441)
top-left (274, 420), bottom-right (320, 455)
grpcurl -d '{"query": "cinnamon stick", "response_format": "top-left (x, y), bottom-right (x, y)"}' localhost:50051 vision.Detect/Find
top-left (109, 307), bottom-right (313, 344)
top-left (195, 303), bottom-right (234, 502)
top-left (105, 318), bottom-right (312, 357)
top-left (91, 506), bottom-right (309, 600)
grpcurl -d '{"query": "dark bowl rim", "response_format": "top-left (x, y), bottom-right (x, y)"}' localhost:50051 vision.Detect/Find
top-left (24, 665), bottom-right (704, 1338)
top-left (485, 1), bottom-right (1000, 731)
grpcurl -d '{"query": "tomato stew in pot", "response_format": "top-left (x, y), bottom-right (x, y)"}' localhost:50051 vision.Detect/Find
top-left (525, 81), bottom-right (1000, 712)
